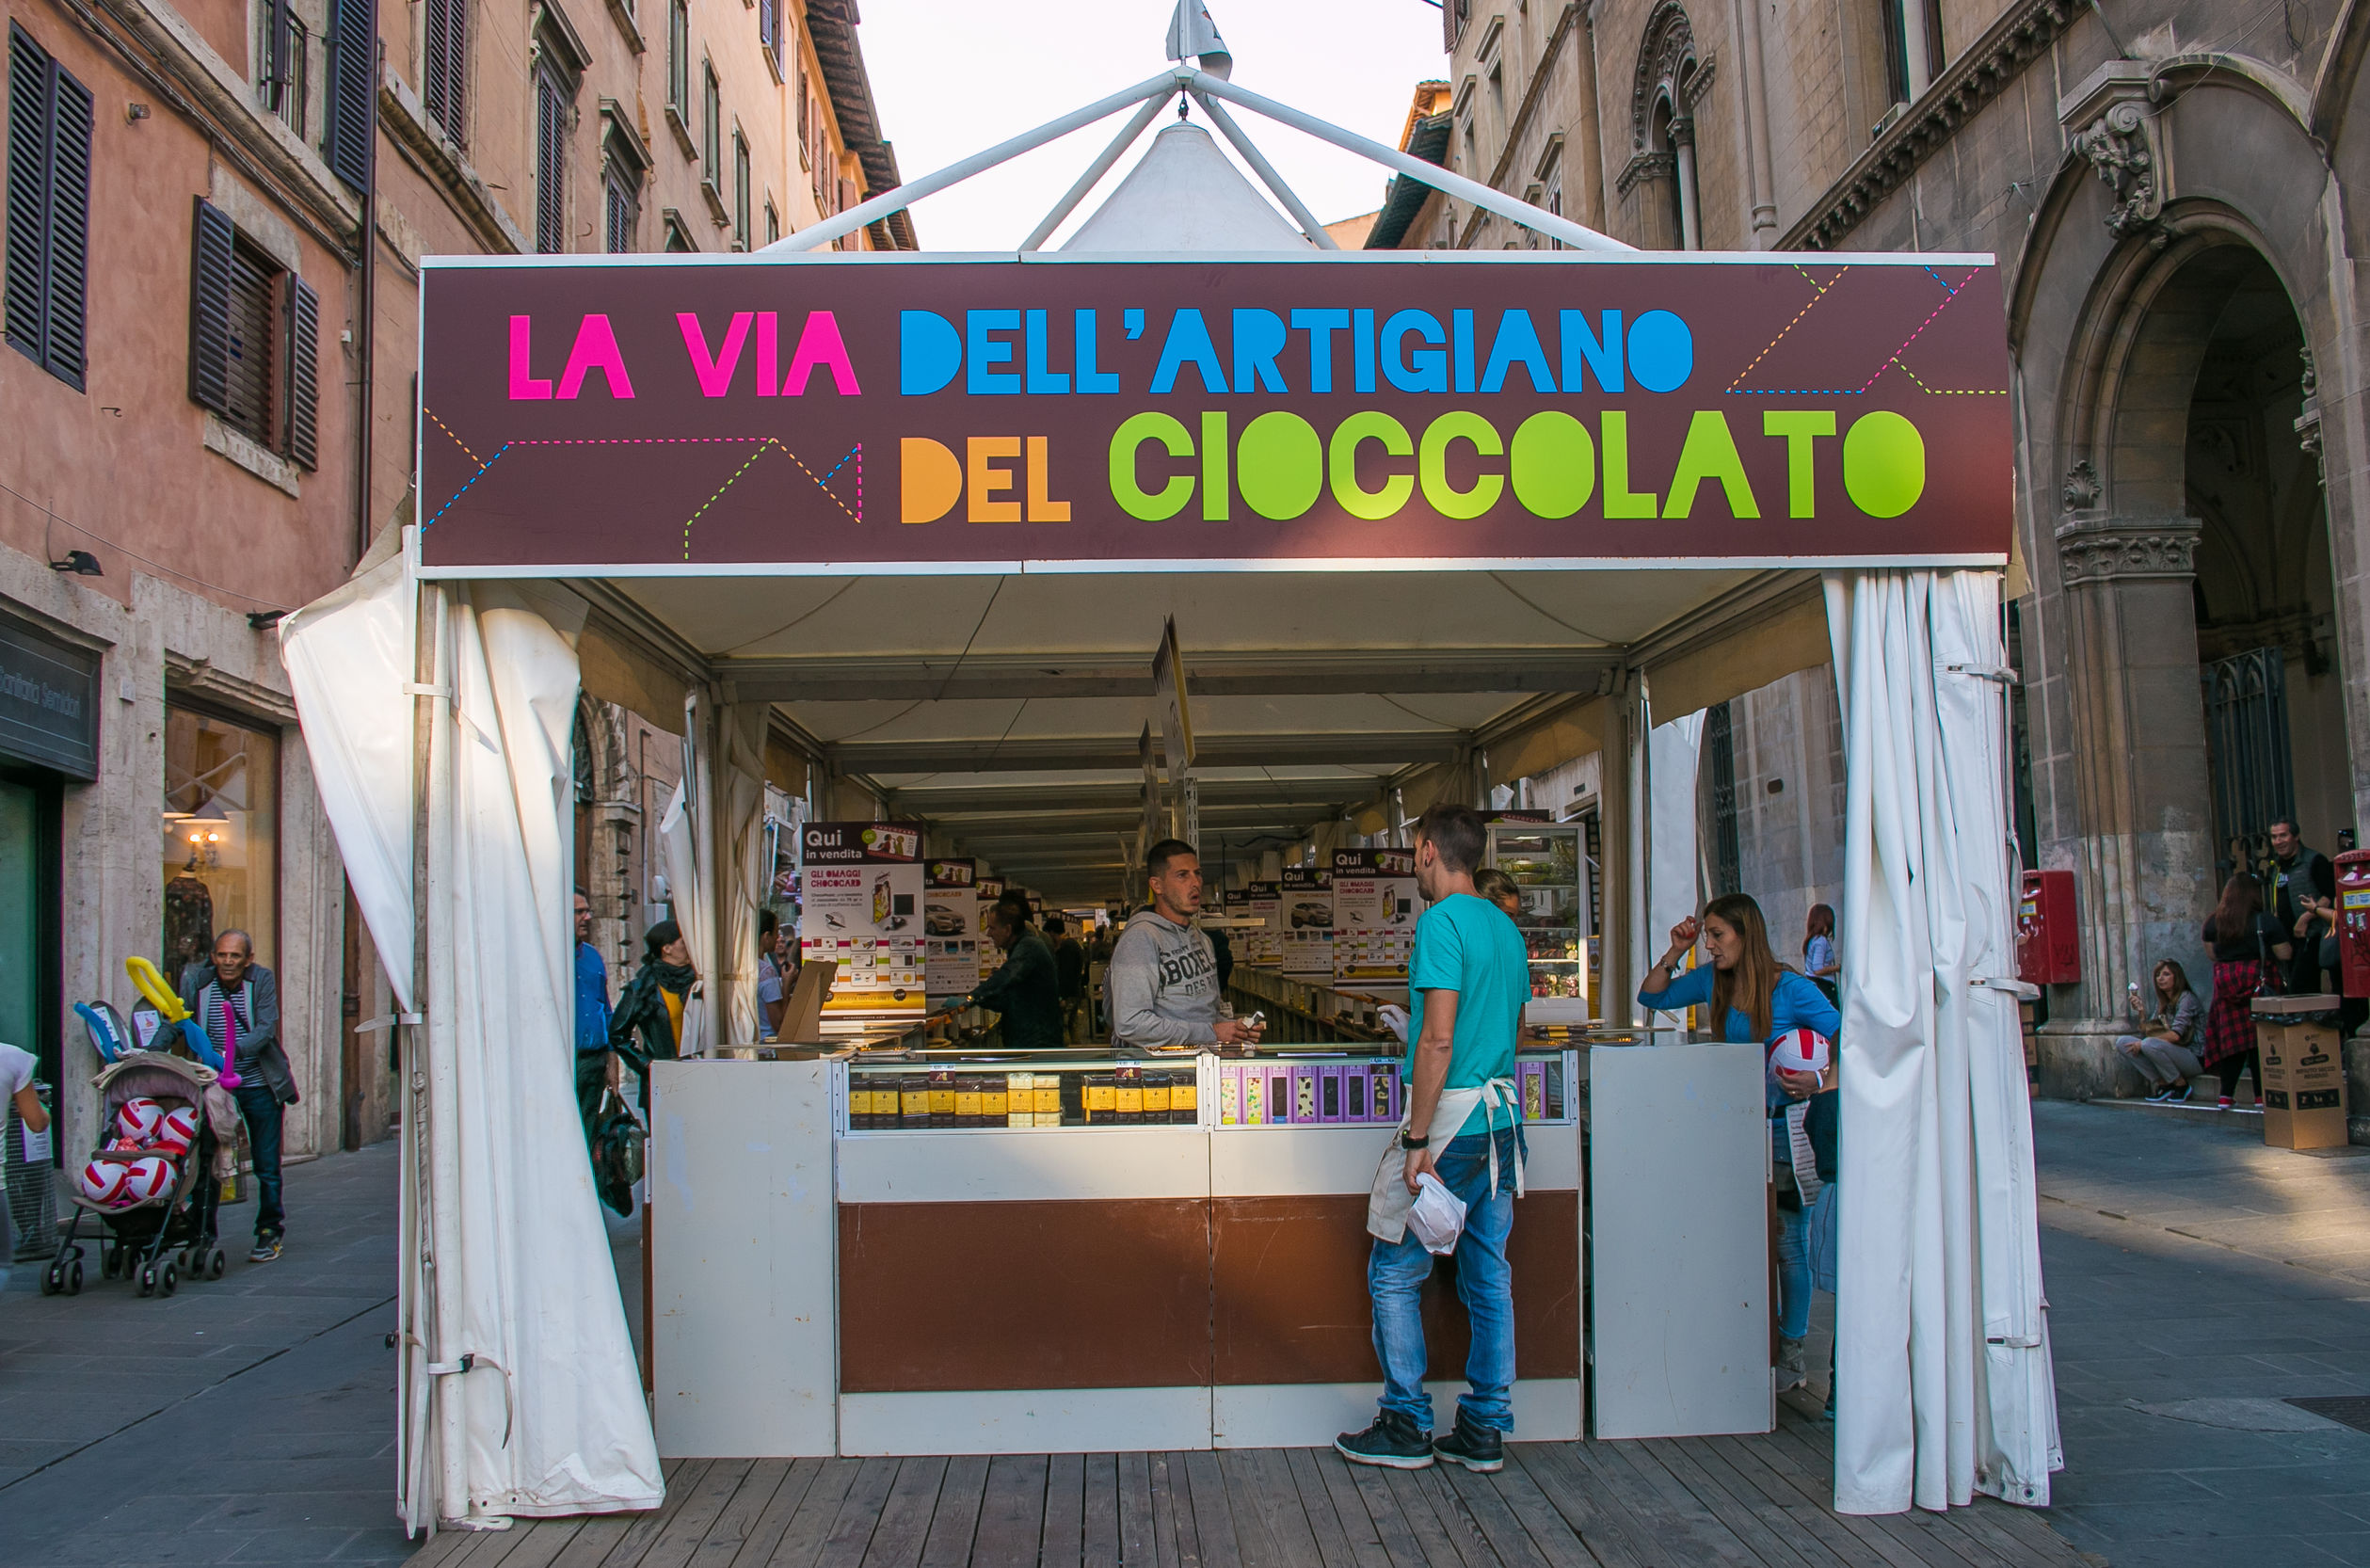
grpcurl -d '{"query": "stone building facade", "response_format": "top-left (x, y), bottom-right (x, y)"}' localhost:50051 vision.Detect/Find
top-left (0, 0), bottom-right (907, 1236)
top-left (1391, 0), bottom-right (2370, 1096)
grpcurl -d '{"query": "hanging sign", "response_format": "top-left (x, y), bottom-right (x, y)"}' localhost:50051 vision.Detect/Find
top-left (798, 822), bottom-right (925, 1016)
top-left (413, 253), bottom-right (2011, 574)
top-left (924, 857), bottom-right (980, 997)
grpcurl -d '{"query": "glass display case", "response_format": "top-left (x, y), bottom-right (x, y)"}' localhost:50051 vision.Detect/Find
top-left (839, 1053), bottom-right (1201, 1132)
top-left (1487, 818), bottom-right (1593, 1021)
top-left (833, 1048), bottom-right (1580, 1134)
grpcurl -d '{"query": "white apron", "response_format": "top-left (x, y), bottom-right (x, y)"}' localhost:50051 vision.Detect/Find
top-left (1366, 1077), bottom-right (1523, 1242)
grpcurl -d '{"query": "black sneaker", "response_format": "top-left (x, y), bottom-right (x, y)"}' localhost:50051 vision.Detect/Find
top-left (1336, 1410), bottom-right (1434, 1469)
top-left (1433, 1411), bottom-right (1505, 1473)
top-left (248, 1233), bottom-right (281, 1264)
top-left (2164, 1081), bottom-right (2194, 1104)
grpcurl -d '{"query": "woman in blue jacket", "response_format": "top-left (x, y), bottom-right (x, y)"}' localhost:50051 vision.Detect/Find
top-left (1639, 892), bottom-right (1840, 1409)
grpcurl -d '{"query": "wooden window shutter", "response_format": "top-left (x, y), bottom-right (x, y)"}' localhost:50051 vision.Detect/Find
top-left (323, 0), bottom-right (374, 192)
top-left (5, 25), bottom-right (54, 363)
top-left (42, 49), bottom-right (88, 389)
top-left (534, 64), bottom-right (567, 253)
top-left (424, 0), bottom-right (467, 145)
top-left (285, 273), bottom-right (319, 470)
top-left (187, 196), bottom-right (233, 414)
top-left (6, 24), bottom-right (89, 390)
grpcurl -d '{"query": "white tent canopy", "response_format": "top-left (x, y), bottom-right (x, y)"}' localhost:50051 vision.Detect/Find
top-left (288, 13), bottom-right (2057, 1527)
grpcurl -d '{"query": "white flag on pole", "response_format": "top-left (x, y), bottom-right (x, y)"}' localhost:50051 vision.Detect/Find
top-left (1165, 0), bottom-right (1233, 79)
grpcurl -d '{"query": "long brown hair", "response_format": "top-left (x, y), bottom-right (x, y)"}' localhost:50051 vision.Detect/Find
top-left (1804, 904), bottom-right (1835, 943)
top-left (2213, 872), bottom-right (2263, 945)
top-left (1706, 893), bottom-right (1781, 1043)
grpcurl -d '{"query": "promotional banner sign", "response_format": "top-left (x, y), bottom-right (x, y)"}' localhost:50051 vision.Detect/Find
top-left (414, 254), bottom-right (2010, 574)
top-left (1331, 847), bottom-right (1417, 984)
top-left (924, 857), bottom-right (980, 997)
top-left (1279, 865), bottom-right (1333, 980)
top-left (798, 822), bottom-right (924, 1016)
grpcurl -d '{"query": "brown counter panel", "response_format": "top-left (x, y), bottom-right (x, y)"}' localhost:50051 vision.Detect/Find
top-left (1209, 1193), bottom-right (1579, 1385)
top-left (838, 1200), bottom-right (1212, 1392)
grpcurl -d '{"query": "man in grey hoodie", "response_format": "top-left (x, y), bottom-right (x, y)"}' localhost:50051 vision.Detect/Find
top-left (1109, 840), bottom-right (1265, 1049)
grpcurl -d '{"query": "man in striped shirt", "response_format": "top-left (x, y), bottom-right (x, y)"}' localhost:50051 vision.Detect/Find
top-left (179, 931), bottom-right (296, 1263)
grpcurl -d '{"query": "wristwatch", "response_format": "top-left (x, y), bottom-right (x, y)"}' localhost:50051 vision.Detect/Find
top-left (1399, 1132), bottom-right (1430, 1150)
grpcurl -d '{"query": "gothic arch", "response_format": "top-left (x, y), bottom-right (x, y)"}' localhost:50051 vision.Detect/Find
top-left (1628, 0), bottom-right (1705, 152)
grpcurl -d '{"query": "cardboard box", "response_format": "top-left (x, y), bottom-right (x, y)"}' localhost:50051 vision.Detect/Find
top-left (2251, 996), bottom-right (2351, 1151)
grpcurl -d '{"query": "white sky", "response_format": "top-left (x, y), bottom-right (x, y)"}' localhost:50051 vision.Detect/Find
top-left (855, 0), bottom-right (1450, 251)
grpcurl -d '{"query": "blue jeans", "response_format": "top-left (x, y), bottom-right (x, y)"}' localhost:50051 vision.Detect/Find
top-left (233, 1086), bottom-right (285, 1239)
top-left (1775, 1193), bottom-right (1812, 1340)
top-left (1369, 1126), bottom-right (1522, 1433)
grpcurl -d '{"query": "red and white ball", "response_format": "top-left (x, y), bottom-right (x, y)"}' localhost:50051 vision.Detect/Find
top-left (117, 1157), bottom-right (175, 1204)
top-left (112, 1097), bottom-right (165, 1145)
top-left (1769, 1028), bottom-right (1832, 1075)
top-left (152, 1106), bottom-right (199, 1155)
top-left (75, 1160), bottom-right (130, 1205)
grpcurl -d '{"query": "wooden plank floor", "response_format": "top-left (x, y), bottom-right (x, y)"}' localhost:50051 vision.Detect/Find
top-left (405, 1412), bottom-right (2090, 1568)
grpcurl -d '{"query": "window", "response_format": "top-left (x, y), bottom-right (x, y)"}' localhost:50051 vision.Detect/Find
top-left (254, 1), bottom-right (312, 141)
top-left (4, 24), bottom-right (92, 390)
top-left (600, 106), bottom-right (648, 253)
top-left (535, 61), bottom-right (570, 252)
top-left (188, 198), bottom-right (319, 470)
top-left (758, 0), bottom-right (781, 76)
top-left (423, 0), bottom-right (467, 145)
top-left (662, 208), bottom-right (695, 250)
top-left (665, 0), bottom-right (688, 122)
top-left (731, 128), bottom-right (749, 250)
top-left (764, 198), bottom-right (777, 246)
top-left (794, 70), bottom-right (809, 166)
top-left (700, 63), bottom-right (719, 190)
top-left (604, 170), bottom-right (636, 251)
top-left (1442, 0), bottom-right (1470, 50)
top-left (163, 706), bottom-right (280, 979)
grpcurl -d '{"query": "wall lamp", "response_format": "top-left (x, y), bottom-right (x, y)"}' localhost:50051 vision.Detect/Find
top-left (247, 609), bottom-right (288, 630)
top-left (49, 551), bottom-right (101, 576)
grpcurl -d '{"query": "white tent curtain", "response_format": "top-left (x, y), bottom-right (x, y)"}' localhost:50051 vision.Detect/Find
top-left (284, 561), bottom-right (664, 1530)
top-left (1636, 704), bottom-right (1705, 1011)
top-left (1824, 568), bottom-right (2059, 1514)
top-left (280, 552), bottom-right (416, 1014)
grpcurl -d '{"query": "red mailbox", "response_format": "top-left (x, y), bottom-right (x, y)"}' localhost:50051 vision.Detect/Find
top-left (2016, 869), bottom-right (2080, 985)
top-left (2336, 850), bottom-right (2370, 997)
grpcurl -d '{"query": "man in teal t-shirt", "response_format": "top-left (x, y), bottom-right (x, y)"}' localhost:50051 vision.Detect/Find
top-left (1338, 803), bottom-right (1530, 1477)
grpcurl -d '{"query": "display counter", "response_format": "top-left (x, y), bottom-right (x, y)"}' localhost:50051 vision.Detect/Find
top-left (648, 1034), bottom-right (1767, 1457)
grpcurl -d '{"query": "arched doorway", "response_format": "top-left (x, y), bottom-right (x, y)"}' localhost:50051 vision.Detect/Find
top-left (2046, 227), bottom-right (2346, 1047)
top-left (2181, 252), bottom-right (2346, 878)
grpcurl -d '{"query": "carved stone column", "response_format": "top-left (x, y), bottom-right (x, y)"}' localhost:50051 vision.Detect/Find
top-left (2042, 510), bottom-right (2218, 1096)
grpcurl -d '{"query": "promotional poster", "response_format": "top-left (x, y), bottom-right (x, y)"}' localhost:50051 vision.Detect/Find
top-left (797, 821), bottom-right (925, 1016)
top-left (924, 857), bottom-right (980, 997)
top-left (1278, 865), bottom-right (1333, 980)
top-left (1330, 848), bottom-right (1417, 984)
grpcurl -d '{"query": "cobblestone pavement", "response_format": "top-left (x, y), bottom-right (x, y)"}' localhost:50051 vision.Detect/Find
top-left (2, 1104), bottom-right (2365, 1567)
top-left (2030, 1099), bottom-right (2370, 1568)
top-left (0, 1140), bottom-right (407, 1565)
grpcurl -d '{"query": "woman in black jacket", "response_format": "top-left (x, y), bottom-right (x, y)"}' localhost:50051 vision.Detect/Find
top-left (609, 920), bottom-right (698, 1112)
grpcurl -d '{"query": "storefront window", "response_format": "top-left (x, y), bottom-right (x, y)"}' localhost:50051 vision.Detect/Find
top-left (162, 708), bottom-right (279, 980)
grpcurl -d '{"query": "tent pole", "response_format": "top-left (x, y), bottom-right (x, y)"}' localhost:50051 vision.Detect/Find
top-left (761, 70), bottom-right (1188, 254)
top-left (1189, 72), bottom-right (1633, 252)
top-left (420, 584), bottom-right (471, 1526)
top-left (1189, 91), bottom-right (1339, 249)
top-left (1020, 91), bottom-right (1175, 251)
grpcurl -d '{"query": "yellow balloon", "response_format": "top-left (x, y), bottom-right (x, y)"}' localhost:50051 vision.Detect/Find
top-left (125, 956), bottom-right (190, 1022)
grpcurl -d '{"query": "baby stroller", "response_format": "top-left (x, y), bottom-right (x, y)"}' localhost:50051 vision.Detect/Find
top-left (41, 1051), bottom-right (235, 1297)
